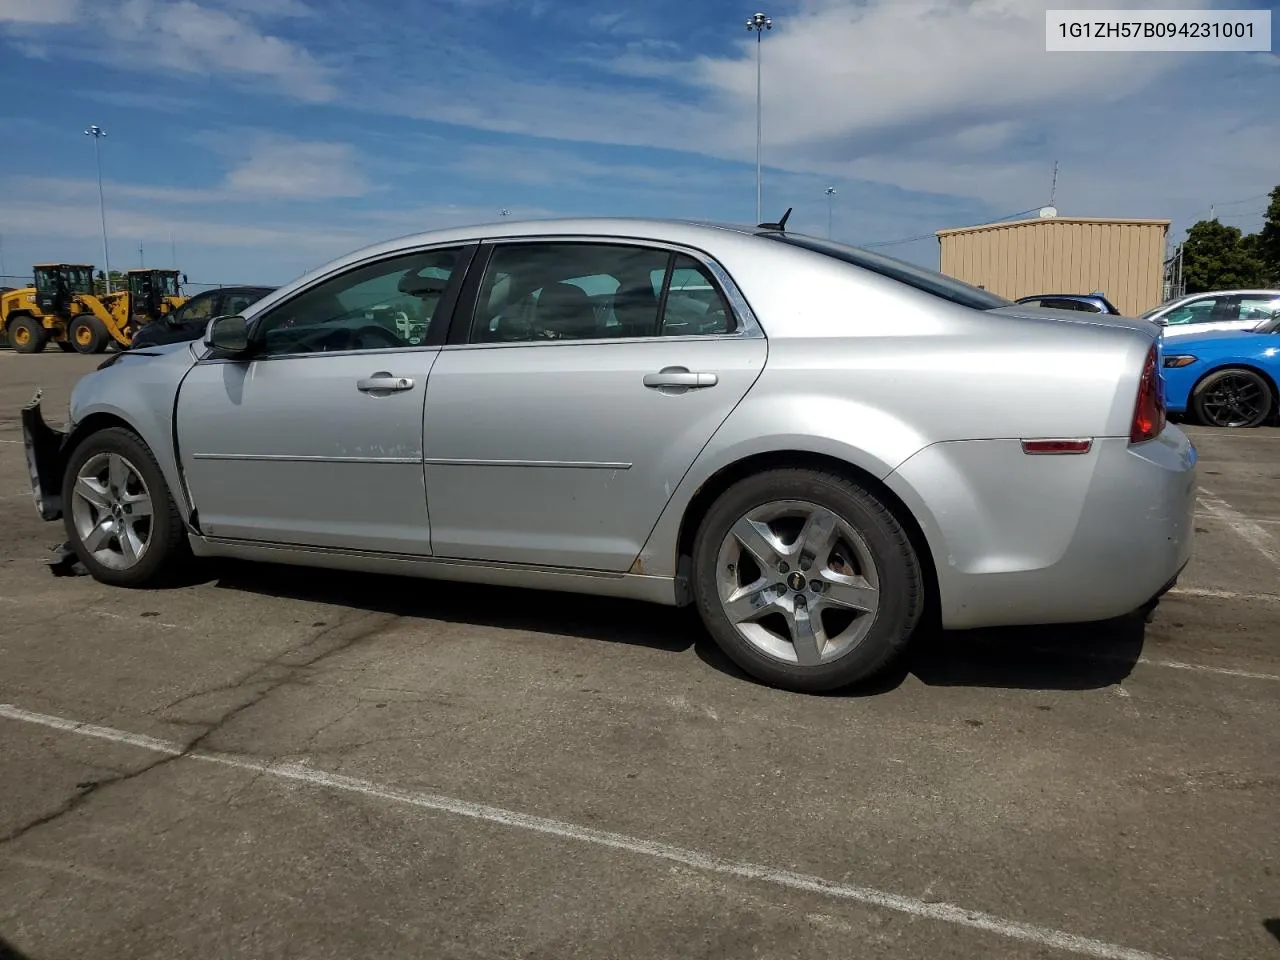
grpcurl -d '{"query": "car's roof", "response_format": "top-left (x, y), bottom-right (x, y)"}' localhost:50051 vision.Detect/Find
top-left (1018, 293), bottom-right (1106, 300)
top-left (191, 285), bottom-right (276, 296)
top-left (319, 218), bottom-right (764, 264)
top-left (1166, 289), bottom-right (1280, 302)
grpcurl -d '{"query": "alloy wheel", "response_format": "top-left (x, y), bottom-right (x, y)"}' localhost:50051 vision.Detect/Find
top-left (70, 452), bottom-right (154, 570)
top-left (715, 499), bottom-right (880, 666)
top-left (1201, 373), bottom-right (1269, 427)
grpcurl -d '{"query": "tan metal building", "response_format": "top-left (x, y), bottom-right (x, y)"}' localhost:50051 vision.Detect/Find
top-left (936, 215), bottom-right (1170, 316)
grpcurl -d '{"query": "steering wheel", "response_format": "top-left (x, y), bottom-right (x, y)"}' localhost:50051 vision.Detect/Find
top-left (351, 324), bottom-right (403, 349)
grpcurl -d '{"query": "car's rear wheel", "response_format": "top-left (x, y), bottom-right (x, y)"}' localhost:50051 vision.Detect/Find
top-left (69, 316), bottom-right (109, 354)
top-left (1191, 368), bottom-right (1274, 428)
top-left (692, 468), bottom-right (924, 692)
top-left (8, 316), bottom-right (47, 353)
top-left (61, 427), bottom-right (190, 587)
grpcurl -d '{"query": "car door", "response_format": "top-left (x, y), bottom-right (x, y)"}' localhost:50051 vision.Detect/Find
top-left (422, 239), bottom-right (767, 571)
top-left (175, 244), bottom-right (474, 554)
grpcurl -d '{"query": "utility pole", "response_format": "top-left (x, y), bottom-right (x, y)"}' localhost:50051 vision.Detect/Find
top-left (825, 186), bottom-right (837, 239)
top-left (170, 232), bottom-right (177, 268)
top-left (745, 12), bottom-right (772, 224)
top-left (139, 241), bottom-right (144, 268)
top-left (1049, 160), bottom-right (1058, 207)
top-left (84, 125), bottom-right (112, 292)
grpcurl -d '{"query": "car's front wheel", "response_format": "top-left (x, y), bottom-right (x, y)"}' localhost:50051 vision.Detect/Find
top-left (692, 468), bottom-right (924, 692)
top-left (1191, 368), bottom-right (1275, 428)
top-left (61, 427), bottom-right (190, 587)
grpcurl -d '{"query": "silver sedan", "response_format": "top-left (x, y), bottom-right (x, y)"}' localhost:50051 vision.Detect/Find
top-left (21, 217), bottom-right (1196, 692)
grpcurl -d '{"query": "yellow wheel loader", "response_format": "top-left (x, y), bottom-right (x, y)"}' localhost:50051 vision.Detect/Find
top-left (0, 265), bottom-right (188, 354)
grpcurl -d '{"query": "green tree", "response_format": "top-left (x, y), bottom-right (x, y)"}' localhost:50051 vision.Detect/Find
top-left (93, 269), bottom-right (128, 295)
top-left (1181, 219), bottom-right (1265, 292)
top-left (1256, 185), bottom-right (1280, 285)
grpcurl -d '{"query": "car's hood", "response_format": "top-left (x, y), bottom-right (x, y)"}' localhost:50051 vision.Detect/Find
top-left (989, 305), bottom-right (1160, 337)
top-left (1159, 329), bottom-right (1277, 349)
top-left (1159, 328), bottom-right (1265, 343)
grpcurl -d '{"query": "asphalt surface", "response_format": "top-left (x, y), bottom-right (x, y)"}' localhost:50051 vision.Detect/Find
top-left (0, 351), bottom-right (1277, 960)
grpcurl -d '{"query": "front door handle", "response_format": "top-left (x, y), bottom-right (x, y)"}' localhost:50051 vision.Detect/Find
top-left (643, 367), bottom-right (718, 389)
top-left (357, 373), bottom-right (415, 393)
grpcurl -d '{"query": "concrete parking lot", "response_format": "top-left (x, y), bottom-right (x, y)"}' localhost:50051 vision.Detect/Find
top-left (0, 351), bottom-right (1276, 960)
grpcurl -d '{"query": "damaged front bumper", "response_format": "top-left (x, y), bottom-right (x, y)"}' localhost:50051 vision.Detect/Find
top-left (21, 391), bottom-right (69, 521)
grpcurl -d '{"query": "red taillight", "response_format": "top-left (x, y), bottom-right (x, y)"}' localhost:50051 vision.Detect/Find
top-left (1130, 343), bottom-right (1165, 444)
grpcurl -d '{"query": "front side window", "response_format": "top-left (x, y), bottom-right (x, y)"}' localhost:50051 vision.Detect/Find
top-left (256, 247), bottom-right (464, 356)
top-left (470, 243), bottom-right (736, 344)
top-left (174, 294), bottom-right (216, 324)
top-left (1162, 297), bottom-right (1218, 325)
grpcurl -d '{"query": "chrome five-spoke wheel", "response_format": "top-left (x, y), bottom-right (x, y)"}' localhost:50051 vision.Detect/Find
top-left (716, 500), bottom-right (879, 666)
top-left (61, 427), bottom-right (188, 587)
top-left (70, 452), bottom-right (154, 570)
top-left (692, 468), bottom-right (923, 693)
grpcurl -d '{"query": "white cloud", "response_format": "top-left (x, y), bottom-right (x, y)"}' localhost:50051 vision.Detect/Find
top-left (0, 0), bottom-right (78, 24)
top-left (0, 0), bottom-right (334, 100)
top-left (115, 0), bottom-right (334, 101)
top-left (224, 137), bottom-right (371, 199)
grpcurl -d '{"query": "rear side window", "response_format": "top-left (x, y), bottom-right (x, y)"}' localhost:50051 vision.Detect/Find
top-left (469, 243), bottom-right (735, 343)
top-left (1039, 297), bottom-right (1101, 313)
top-left (765, 233), bottom-right (1013, 310)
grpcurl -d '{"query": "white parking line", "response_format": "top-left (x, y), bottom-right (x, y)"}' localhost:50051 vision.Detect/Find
top-left (0, 702), bottom-right (1169, 960)
top-left (1197, 490), bottom-right (1280, 566)
top-left (1194, 513), bottom-right (1280, 526)
top-left (1168, 586), bottom-right (1280, 603)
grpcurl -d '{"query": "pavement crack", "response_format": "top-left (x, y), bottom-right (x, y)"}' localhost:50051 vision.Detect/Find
top-left (0, 752), bottom-right (176, 848)
top-left (2, 611), bottom-right (401, 847)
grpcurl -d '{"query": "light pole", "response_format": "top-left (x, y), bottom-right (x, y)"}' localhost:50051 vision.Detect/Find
top-left (84, 125), bottom-right (112, 293)
top-left (745, 12), bottom-right (772, 225)
top-left (825, 186), bottom-right (837, 239)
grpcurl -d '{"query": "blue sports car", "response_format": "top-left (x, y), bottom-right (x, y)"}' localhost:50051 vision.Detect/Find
top-left (1161, 315), bottom-right (1280, 428)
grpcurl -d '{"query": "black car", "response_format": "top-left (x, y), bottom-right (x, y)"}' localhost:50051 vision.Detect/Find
top-left (130, 285), bottom-right (276, 349)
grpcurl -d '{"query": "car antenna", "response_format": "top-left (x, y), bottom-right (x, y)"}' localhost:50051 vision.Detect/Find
top-left (757, 207), bottom-right (792, 232)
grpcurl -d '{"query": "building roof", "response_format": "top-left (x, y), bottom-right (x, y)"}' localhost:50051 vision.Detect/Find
top-left (936, 216), bottom-right (1171, 238)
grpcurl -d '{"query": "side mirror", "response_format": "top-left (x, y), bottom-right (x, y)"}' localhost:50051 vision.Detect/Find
top-left (204, 314), bottom-right (250, 354)
top-left (1152, 317), bottom-right (1167, 326)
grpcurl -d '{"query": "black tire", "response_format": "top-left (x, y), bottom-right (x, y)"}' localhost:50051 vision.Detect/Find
top-left (7, 315), bottom-right (47, 353)
top-left (60, 427), bottom-right (191, 588)
top-left (1191, 367), bottom-right (1274, 428)
top-left (692, 468), bottom-right (924, 693)
top-left (55, 341), bottom-right (76, 353)
top-left (69, 315), bottom-right (109, 354)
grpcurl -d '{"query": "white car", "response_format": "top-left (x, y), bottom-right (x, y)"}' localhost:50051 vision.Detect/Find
top-left (1145, 290), bottom-right (1280, 338)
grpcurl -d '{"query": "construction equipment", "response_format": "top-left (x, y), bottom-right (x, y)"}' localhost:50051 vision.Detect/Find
top-left (0, 264), bottom-right (188, 354)
top-left (125, 268), bottom-right (187, 326)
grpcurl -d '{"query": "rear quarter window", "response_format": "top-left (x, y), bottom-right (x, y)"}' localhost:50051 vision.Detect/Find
top-left (765, 233), bottom-right (1012, 310)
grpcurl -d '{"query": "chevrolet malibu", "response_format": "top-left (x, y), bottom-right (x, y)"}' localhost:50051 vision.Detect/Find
top-left (21, 217), bottom-right (1196, 692)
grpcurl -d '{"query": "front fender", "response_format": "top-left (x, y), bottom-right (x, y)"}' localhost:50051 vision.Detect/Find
top-left (63, 352), bottom-right (197, 523)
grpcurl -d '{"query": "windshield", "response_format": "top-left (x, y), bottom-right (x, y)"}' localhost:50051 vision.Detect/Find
top-left (67, 267), bottom-right (94, 294)
top-left (764, 233), bottom-right (1013, 310)
top-left (157, 273), bottom-right (179, 297)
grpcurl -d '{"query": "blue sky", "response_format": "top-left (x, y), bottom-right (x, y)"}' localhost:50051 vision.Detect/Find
top-left (0, 0), bottom-right (1276, 286)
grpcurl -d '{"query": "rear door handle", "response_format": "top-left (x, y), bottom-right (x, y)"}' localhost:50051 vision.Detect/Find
top-left (643, 367), bottom-right (718, 389)
top-left (357, 373), bottom-right (415, 393)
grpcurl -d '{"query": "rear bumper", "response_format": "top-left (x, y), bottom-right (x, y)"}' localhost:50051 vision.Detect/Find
top-left (886, 426), bottom-right (1197, 629)
top-left (21, 394), bottom-right (69, 521)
